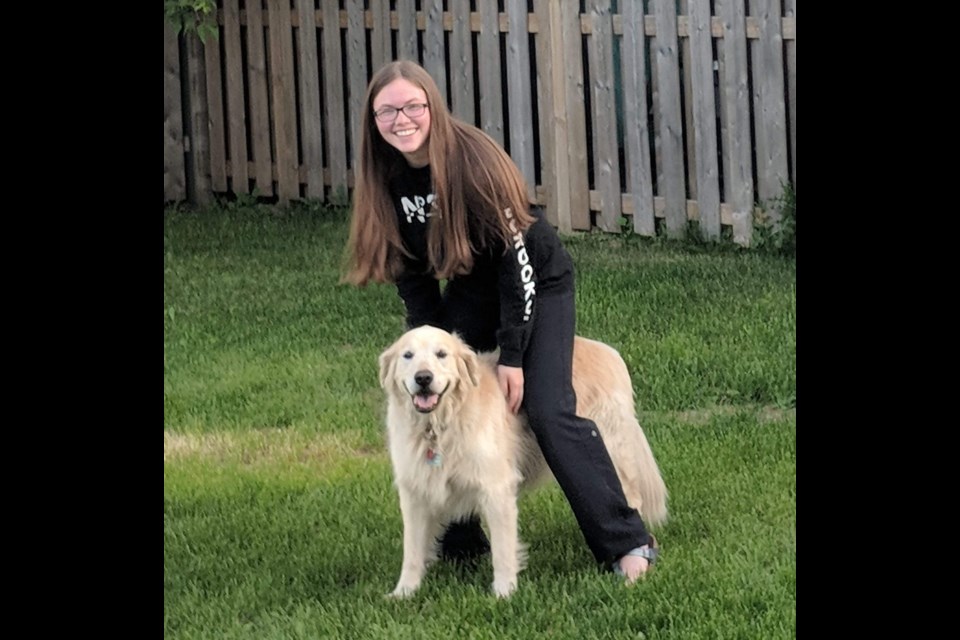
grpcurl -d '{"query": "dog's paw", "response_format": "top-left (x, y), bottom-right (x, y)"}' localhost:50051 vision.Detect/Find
top-left (491, 578), bottom-right (517, 599)
top-left (387, 584), bottom-right (419, 599)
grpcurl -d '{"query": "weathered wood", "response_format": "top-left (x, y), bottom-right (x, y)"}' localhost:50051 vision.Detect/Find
top-left (562, 2), bottom-right (590, 230)
top-left (587, 1), bottom-right (620, 233)
top-left (533, 0), bottom-right (560, 229)
top-left (749, 0), bottom-right (788, 219)
top-left (718, 0), bottom-right (754, 246)
top-left (617, 193), bottom-right (737, 228)
top-left (688, 0), bottom-right (721, 240)
top-left (370, 0), bottom-right (392, 73)
top-left (322, 2), bottom-right (348, 193)
top-left (185, 33), bottom-right (212, 204)
top-left (620, 0), bottom-right (654, 237)
top-left (450, 0), bottom-right (475, 122)
top-left (246, 1), bottom-right (274, 196)
top-left (222, 0), bottom-right (248, 193)
top-left (164, 21), bottom-right (186, 203)
top-left (268, 1), bottom-right (299, 203)
top-left (679, 1), bottom-right (696, 202)
top-left (653, 0), bottom-right (686, 238)
top-left (505, 0), bottom-right (536, 202)
top-left (165, 2), bottom-right (795, 243)
top-left (346, 1), bottom-right (367, 188)
top-left (396, 0), bottom-right (418, 61)
top-left (297, 0), bottom-right (324, 199)
top-left (478, 3), bottom-right (504, 146)
top-left (423, 0), bottom-right (446, 101)
top-left (203, 27), bottom-right (227, 192)
top-left (785, 0), bottom-right (796, 189)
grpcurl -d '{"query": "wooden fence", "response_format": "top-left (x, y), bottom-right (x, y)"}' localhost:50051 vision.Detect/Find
top-left (163, 0), bottom-right (796, 245)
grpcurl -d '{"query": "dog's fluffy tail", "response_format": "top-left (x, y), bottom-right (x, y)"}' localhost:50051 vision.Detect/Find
top-left (623, 413), bottom-right (669, 527)
top-left (573, 338), bottom-right (669, 528)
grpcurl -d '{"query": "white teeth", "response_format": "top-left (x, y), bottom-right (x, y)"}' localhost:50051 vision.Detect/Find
top-left (395, 129), bottom-right (416, 137)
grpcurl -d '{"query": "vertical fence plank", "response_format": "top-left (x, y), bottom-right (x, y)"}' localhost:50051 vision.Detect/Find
top-left (679, 1), bottom-right (696, 202)
top-left (223, 0), bottom-right (249, 193)
top-left (715, 0), bottom-right (729, 222)
top-left (620, 0), bottom-right (654, 236)
top-left (653, 0), bottom-right (686, 238)
top-left (688, 0), bottom-right (720, 239)
top-left (370, 0), bottom-right (392, 72)
top-left (533, 0), bottom-right (560, 228)
top-left (564, 3), bottom-right (590, 230)
top-left (297, 0), bottom-right (324, 199)
top-left (203, 27), bottom-right (227, 193)
top-left (450, 0), bottom-right (475, 122)
top-left (478, 2), bottom-right (504, 146)
top-left (164, 20), bottom-right (186, 203)
top-left (396, 0), bottom-right (418, 61)
top-left (268, 1), bottom-right (300, 202)
top-left (749, 0), bottom-right (788, 218)
top-left (587, 0), bottom-right (620, 232)
top-left (785, 0), bottom-right (796, 189)
top-left (346, 0), bottom-right (368, 179)
top-left (423, 0), bottom-right (447, 101)
top-left (185, 33), bottom-right (213, 204)
top-left (246, 2), bottom-right (274, 196)
top-left (322, 0), bottom-right (348, 192)
top-left (718, 0), bottom-right (753, 245)
top-left (505, 0), bottom-right (535, 201)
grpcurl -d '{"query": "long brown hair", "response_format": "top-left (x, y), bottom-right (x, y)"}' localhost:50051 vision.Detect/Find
top-left (342, 60), bottom-right (535, 286)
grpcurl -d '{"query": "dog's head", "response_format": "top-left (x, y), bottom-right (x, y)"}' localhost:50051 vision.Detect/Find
top-left (378, 326), bottom-right (480, 414)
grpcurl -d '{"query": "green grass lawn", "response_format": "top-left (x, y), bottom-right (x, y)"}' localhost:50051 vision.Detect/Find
top-left (164, 203), bottom-right (796, 639)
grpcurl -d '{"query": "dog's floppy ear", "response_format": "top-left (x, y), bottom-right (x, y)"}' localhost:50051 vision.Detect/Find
top-left (378, 344), bottom-right (398, 389)
top-left (457, 346), bottom-right (480, 387)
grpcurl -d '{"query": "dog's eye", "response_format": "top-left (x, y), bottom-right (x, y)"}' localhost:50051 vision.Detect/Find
top-left (436, 350), bottom-right (447, 359)
top-left (402, 351), bottom-right (413, 359)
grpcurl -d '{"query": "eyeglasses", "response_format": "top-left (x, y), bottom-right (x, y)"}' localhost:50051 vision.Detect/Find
top-left (373, 103), bottom-right (429, 122)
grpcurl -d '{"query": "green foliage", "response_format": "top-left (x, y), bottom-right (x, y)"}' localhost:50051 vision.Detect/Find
top-left (216, 189), bottom-right (264, 213)
top-left (753, 182), bottom-right (797, 257)
top-left (164, 0), bottom-right (219, 43)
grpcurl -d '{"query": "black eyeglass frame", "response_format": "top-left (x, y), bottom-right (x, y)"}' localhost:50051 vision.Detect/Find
top-left (373, 103), bottom-right (430, 122)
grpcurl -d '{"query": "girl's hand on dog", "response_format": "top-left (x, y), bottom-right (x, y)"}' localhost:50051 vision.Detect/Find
top-left (497, 365), bottom-right (524, 414)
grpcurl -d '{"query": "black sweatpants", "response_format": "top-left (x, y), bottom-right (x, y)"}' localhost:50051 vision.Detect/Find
top-left (438, 289), bottom-right (651, 566)
top-left (520, 291), bottom-right (651, 565)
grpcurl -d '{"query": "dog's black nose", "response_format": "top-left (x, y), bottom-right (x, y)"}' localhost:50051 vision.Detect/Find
top-left (415, 370), bottom-right (433, 388)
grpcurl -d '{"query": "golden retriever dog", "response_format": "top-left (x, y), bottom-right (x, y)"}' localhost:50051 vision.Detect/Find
top-left (378, 325), bottom-right (668, 598)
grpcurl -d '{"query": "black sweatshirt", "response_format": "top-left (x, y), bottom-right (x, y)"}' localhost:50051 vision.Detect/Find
top-left (389, 163), bottom-right (574, 367)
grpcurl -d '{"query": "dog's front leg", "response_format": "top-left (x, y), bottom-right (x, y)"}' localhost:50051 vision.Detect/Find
top-left (389, 487), bottom-right (437, 598)
top-left (482, 491), bottom-right (521, 598)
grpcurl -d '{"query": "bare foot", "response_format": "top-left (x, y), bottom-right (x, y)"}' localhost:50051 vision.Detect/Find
top-left (617, 549), bottom-right (651, 584)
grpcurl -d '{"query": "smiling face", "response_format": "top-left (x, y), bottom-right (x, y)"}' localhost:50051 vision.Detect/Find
top-left (379, 326), bottom-right (480, 415)
top-left (372, 78), bottom-right (432, 168)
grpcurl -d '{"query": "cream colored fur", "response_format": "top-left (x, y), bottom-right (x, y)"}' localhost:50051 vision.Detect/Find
top-left (378, 325), bottom-right (667, 598)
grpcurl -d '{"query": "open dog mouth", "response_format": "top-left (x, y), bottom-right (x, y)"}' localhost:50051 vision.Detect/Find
top-left (411, 383), bottom-right (449, 413)
top-left (413, 392), bottom-right (439, 413)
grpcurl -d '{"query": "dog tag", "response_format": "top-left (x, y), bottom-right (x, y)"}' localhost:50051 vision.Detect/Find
top-left (426, 448), bottom-right (443, 467)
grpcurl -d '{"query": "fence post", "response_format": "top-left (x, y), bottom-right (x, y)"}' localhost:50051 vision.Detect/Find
top-left (184, 33), bottom-right (212, 206)
top-left (749, 0), bottom-right (788, 223)
top-left (164, 19), bottom-right (186, 203)
top-left (652, 0), bottom-right (686, 239)
top-left (587, 0), bottom-right (621, 233)
top-left (718, 0), bottom-right (754, 246)
top-left (560, 2), bottom-right (590, 231)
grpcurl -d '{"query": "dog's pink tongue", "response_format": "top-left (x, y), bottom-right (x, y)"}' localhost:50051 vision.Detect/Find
top-left (414, 394), bottom-right (439, 411)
